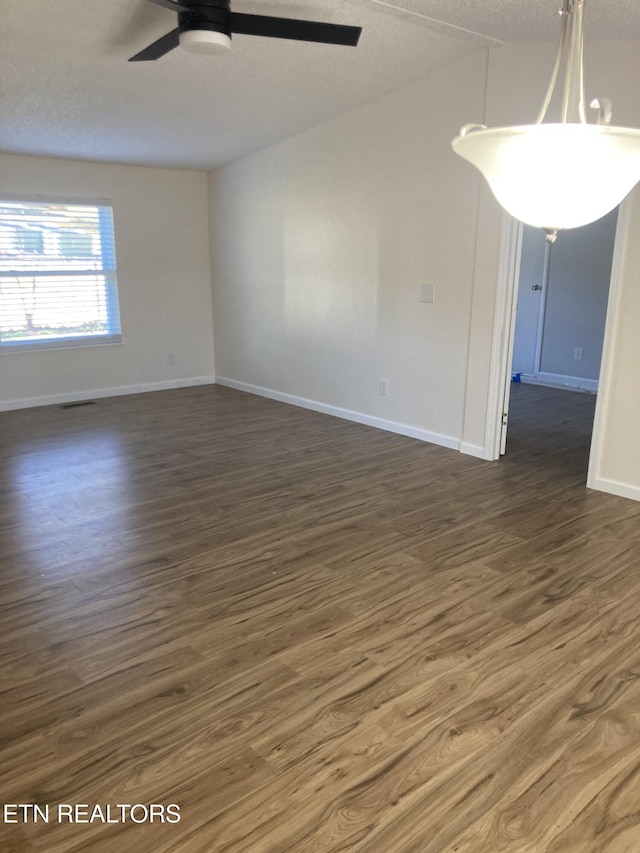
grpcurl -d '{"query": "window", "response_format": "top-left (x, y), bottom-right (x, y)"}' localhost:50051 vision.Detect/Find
top-left (0, 196), bottom-right (122, 351)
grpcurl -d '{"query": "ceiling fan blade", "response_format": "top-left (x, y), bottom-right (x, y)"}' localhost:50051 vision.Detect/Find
top-left (230, 13), bottom-right (362, 46)
top-left (129, 27), bottom-right (181, 61)
top-left (147, 0), bottom-right (190, 12)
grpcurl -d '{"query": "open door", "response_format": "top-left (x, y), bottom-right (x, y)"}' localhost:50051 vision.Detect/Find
top-left (511, 232), bottom-right (552, 381)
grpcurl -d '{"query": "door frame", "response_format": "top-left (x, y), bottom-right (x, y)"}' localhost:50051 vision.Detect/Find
top-left (484, 213), bottom-right (521, 460)
top-left (486, 199), bottom-right (630, 471)
top-left (587, 201), bottom-right (631, 491)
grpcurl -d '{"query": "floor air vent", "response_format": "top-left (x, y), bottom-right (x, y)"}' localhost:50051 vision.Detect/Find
top-left (59, 401), bottom-right (97, 409)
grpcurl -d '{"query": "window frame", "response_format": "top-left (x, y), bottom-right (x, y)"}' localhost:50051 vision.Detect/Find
top-left (0, 193), bottom-right (123, 354)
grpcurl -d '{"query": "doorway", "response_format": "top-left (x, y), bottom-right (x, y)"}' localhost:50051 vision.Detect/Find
top-left (511, 209), bottom-right (618, 396)
top-left (490, 207), bottom-right (620, 468)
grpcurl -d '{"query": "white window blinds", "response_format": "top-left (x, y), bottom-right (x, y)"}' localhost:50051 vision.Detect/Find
top-left (0, 197), bottom-right (122, 351)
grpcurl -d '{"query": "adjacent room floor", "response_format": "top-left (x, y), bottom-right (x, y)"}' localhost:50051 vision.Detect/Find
top-left (1, 382), bottom-right (639, 852)
top-left (503, 380), bottom-right (597, 478)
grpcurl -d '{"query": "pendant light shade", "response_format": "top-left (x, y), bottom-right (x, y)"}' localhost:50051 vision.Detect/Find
top-left (452, 0), bottom-right (640, 239)
top-left (453, 123), bottom-right (640, 232)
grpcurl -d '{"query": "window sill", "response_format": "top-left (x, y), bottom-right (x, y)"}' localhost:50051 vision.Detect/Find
top-left (0, 335), bottom-right (123, 354)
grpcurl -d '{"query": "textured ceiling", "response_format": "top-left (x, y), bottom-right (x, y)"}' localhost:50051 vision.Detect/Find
top-left (2, 0), bottom-right (640, 170)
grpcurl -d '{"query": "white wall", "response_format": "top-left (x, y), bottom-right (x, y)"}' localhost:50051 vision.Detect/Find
top-left (0, 154), bottom-right (215, 409)
top-left (210, 51), bottom-right (488, 447)
top-left (589, 186), bottom-right (640, 501)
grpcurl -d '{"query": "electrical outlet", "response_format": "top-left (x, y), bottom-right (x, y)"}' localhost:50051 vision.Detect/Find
top-left (168, 352), bottom-right (175, 365)
top-left (574, 347), bottom-right (583, 360)
top-left (379, 378), bottom-right (389, 396)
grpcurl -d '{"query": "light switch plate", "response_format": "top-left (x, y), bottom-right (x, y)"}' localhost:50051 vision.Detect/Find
top-left (420, 283), bottom-right (435, 303)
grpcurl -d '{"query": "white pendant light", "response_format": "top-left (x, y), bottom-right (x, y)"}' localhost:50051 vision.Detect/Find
top-left (452, 0), bottom-right (640, 241)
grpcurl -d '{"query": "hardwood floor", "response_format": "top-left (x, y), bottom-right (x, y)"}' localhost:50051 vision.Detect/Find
top-left (1, 382), bottom-right (640, 852)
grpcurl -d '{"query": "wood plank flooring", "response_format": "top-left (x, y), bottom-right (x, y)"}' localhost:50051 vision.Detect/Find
top-left (1, 382), bottom-right (640, 851)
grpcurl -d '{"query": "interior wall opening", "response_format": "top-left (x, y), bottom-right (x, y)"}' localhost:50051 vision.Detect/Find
top-left (500, 208), bottom-right (619, 485)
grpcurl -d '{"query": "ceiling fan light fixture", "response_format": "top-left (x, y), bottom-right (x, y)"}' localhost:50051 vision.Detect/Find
top-left (452, 0), bottom-right (640, 239)
top-left (179, 29), bottom-right (232, 54)
top-left (130, 0), bottom-right (362, 61)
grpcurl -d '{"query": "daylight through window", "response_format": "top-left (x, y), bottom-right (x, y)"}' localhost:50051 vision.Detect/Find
top-left (0, 197), bottom-right (122, 351)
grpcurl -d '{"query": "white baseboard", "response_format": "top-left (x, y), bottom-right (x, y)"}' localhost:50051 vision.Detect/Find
top-left (517, 372), bottom-right (598, 394)
top-left (0, 376), bottom-right (216, 412)
top-left (216, 376), bottom-right (461, 451)
top-left (588, 476), bottom-right (640, 503)
top-left (459, 442), bottom-right (491, 460)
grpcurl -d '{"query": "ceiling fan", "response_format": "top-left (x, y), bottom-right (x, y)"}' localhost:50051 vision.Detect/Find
top-left (129, 0), bottom-right (363, 61)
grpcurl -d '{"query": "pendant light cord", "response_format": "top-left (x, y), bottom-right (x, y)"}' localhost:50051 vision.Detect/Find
top-left (561, 0), bottom-right (587, 122)
top-left (536, 0), bottom-right (571, 123)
